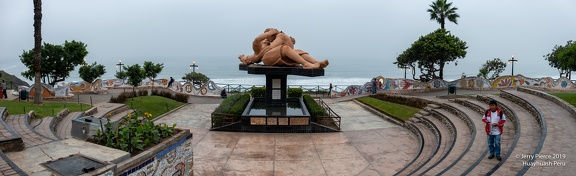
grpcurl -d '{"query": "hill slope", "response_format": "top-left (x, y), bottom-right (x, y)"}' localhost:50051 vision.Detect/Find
top-left (0, 70), bottom-right (30, 89)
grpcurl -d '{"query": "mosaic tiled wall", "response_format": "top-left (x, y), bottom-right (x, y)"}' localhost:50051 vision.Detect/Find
top-left (119, 134), bottom-right (194, 176)
top-left (336, 75), bottom-right (575, 96)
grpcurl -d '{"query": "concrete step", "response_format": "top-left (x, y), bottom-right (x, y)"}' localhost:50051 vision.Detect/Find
top-left (107, 109), bottom-right (136, 121)
top-left (412, 115), bottom-right (454, 175)
top-left (425, 107), bottom-right (474, 175)
top-left (55, 112), bottom-right (84, 140)
top-left (433, 102), bottom-right (490, 175)
top-left (465, 93), bottom-right (540, 175)
top-left (500, 90), bottom-right (575, 175)
top-left (427, 104), bottom-right (441, 109)
top-left (32, 117), bottom-right (59, 141)
top-left (396, 120), bottom-right (440, 175)
top-left (5, 115), bottom-right (53, 148)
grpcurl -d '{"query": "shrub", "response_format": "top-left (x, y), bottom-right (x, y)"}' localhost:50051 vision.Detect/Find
top-left (251, 86), bottom-right (266, 98)
top-left (174, 93), bottom-right (189, 103)
top-left (303, 95), bottom-right (326, 122)
top-left (159, 91), bottom-right (174, 99)
top-left (110, 92), bottom-right (136, 103)
top-left (138, 90), bottom-right (148, 96)
top-left (151, 89), bottom-right (159, 96)
top-left (229, 94), bottom-right (251, 119)
top-left (288, 88), bottom-right (303, 98)
top-left (93, 111), bottom-right (176, 155)
top-left (214, 94), bottom-right (243, 114)
top-left (212, 94), bottom-right (250, 126)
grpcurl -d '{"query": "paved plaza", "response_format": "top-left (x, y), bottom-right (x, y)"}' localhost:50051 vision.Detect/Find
top-left (155, 98), bottom-right (419, 175)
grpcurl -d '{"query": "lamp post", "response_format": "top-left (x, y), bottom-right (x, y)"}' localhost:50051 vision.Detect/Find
top-left (116, 60), bottom-right (124, 72)
top-left (508, 55), bottom-right (518, 76)
top-left (189, 61), bottom-right (199, 73)
top-left (400, 65), bottom-right (411, 79)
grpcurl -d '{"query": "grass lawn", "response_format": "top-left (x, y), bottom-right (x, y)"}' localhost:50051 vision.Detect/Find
top-left (0, 100), bottom-right (91, 117)
top-left (549, 93), bottom-right (576, 107)
top-left (357, 97), bottom-right (420, 121)
top-left (123, 96), bottom-right (185, 119)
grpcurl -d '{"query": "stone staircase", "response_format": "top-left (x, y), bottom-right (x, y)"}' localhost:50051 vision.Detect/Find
top-left (389, 87), bottom-right (576, 175)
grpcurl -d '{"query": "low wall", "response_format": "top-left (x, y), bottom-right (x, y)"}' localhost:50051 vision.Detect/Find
top-left (88, 128), bottom-right (193, 176)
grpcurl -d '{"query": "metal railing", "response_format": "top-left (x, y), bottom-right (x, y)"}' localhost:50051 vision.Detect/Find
top-left (315, 97), bottom-right (341, 131)
top-left (216, 84), bottom-right (348, 97)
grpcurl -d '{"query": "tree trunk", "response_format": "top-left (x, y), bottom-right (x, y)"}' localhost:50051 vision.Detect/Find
top-left (439, 62), bottom-right (445, 80)
top-left (33, 0), bottom-right (43, 105)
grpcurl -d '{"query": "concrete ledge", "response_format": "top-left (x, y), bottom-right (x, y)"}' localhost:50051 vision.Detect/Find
top-left (84, 107), bottom-right (98, 116)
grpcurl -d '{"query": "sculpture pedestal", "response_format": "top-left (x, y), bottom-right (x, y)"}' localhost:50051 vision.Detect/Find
top-left (239, 64), bottom-right (324, 107)
top-left (266, 75), bottom-right (287, 106)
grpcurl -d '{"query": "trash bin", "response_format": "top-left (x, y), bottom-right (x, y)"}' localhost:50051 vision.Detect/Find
top-left (448, 84), bottom-right (456, 95)
top-left (20, 90), bottom-right (28, 100)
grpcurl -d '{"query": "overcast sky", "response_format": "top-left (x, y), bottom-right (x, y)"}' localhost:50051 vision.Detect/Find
top-left (1, 0), bottom-right (576, 82)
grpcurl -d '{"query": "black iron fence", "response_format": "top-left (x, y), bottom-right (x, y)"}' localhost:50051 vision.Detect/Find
top-left (315, 97), bottom-right (341, 131)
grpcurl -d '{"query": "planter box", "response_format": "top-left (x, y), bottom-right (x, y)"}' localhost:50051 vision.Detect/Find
top-left (85, 128), bottom-right (193, 176)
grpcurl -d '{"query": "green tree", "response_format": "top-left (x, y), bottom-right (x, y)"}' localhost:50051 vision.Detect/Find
top-left (20, 40), bottom-right (88, 86)
top-left (79, 62), bottom-right (106, 83)
top-left (124, 64), bottom-right (145, 94)
top-left (558, 43), bottom-right (576, 78)
top-left (395, 28), bottom-right (468, 82)
top-left (477, 58), bottom-right (507, 80)
top-left (182, 72), bottom-right (210, 86)
top-left (544, 40), bottom-right (575, 78)
top-left (33, 0), bottom-right (43, 104)
top-left (427, 0), bottom-right (460, 29)
top-left (143, 61), bottom-right (164, 88)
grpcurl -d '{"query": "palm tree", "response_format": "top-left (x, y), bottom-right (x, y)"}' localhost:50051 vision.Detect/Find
top-left (427, 0), bottom-right (459, 29)
top-left (33, 0), bottom-right (43, 104)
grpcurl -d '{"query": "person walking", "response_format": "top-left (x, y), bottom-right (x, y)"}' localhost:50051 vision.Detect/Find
top-left (482, 100), bottom-right (506, 161)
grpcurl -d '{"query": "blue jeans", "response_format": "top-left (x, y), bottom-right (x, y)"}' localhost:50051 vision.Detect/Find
top-left (487, 134), bottom-right (501, 156)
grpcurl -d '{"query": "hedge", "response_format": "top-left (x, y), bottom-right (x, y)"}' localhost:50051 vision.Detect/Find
top-left (303, 95), bottom-right (325, 122)
top-left (288, 88), bottom-right (303, 98)
top-left (251, 86), bottom-right (266, 98)
top-left (369, 94), bottom-right (428, 109)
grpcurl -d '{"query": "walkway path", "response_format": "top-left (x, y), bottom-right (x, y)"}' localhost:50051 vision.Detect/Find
top-left (154, 100), bottom-right (418, 175)
top-left (504, 90), bottom-right (576, 175)
top-left (5, 115), bottom-right (53, 148)
top-left (55, 112), bottom-right (83, 139)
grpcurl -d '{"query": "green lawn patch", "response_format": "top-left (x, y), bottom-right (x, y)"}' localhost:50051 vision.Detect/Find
top-left (357, 97), bottom-right (420, 121)
top-left (0, 100), bottom-right (91, 117)
top-left (550, 93), bottom-right (576, 107)
top-left (124, 96), bottom-right (185, 119)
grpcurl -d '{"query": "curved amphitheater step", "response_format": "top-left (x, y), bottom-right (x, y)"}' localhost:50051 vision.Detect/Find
top-left (423, 104), bottom-right (474, 175)
top-left (456, 97), bottom-right (517, 175)
top-left (89, 102), bottom-right (128, 118)
top-left (5, 115), bottom-right (53, 148)
top-left (411, 113), bottom-right (454, 176)
top-left (480, 94), bottom-right (544, 175)
top-left (107, 109), bottom-right (135, 121)
top-left (427, 100), bottom-right (487, 175)
top-left (395, 117), bottom-right (440, 175)
top-left (55, 112), bottom-right (84, 139)
top-left (30, 117), bottom-right (59, 141)
top-left (502, 89), bottom-right (576, 175)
